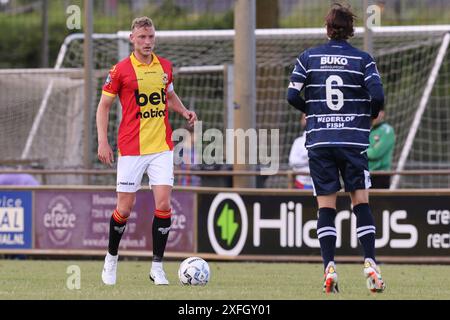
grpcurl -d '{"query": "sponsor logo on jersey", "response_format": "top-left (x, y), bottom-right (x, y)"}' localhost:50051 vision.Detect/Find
top-left (135, 108), bottom-right (167, 119)
top-left (134, 88), bottom-right (168, 119)
top-left (321, 56), bottom-right (348, 66)
top-left (134, 88), bottom-right (167, 107)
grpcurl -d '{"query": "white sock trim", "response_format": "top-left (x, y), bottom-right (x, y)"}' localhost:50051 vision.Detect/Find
top-left (106, 252), bottom-right (118, 260)
top-left (365, 257), bottom-right (376, 266)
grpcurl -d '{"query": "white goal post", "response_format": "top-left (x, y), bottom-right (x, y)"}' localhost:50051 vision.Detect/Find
top-left (390, 32), bottom-right (450, 189)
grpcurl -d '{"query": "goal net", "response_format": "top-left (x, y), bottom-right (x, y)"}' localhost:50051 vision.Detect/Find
top-left (0, 69), bottom-right (85, 184)
top-left (3, 26), bottom-right (449, 187)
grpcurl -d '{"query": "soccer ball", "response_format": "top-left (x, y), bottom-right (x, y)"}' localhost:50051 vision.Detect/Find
top-left (178, 257), bottom-right (210, 286)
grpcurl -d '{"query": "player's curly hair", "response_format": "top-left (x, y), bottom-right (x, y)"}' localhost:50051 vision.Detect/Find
top-left (325, 3), bottom-right (357, 40)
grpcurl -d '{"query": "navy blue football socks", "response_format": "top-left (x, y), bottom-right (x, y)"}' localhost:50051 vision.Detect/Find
top-left (317, 207), bottom-right (337, 271)
top-left (353, 203), bottom-right (376, 262)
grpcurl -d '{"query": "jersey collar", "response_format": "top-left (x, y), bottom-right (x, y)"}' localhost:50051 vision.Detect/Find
top-left (130, 52), bottom-right (160, 67)
top-left (328, 39), bottom-right (350, 47)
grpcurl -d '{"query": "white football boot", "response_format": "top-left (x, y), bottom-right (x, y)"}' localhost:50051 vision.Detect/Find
top-left (149, 261), bottom-right (169, 285)
top-left (323, 261), bottom-right (339, 293)
top-left (102, 253), bottom-right (118, 285)
top-left (364, 258), bottom-right (386, 293)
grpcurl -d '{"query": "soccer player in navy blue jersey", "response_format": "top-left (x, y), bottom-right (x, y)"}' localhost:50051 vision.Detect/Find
top-left (287, 3), bottom-right (386, 294)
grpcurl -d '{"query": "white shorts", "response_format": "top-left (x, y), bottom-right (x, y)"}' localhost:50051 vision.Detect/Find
top-left (116, 151), bottom-right (174, 192)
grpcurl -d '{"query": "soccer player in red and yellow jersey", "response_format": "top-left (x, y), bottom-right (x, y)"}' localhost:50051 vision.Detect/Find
top-left (97, 17), bottom-right (197, 285)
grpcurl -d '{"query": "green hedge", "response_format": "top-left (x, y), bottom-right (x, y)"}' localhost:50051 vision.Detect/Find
top-left (0, 0), bottom-right (233, 68)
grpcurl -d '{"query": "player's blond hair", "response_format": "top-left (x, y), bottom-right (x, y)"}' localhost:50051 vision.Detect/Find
top-left (131, 17), bottom-right (154, 31)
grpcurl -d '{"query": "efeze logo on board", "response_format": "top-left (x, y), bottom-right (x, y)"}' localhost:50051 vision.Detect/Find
top-left (43, 195), bottom-right (77, 246)
top-left (166, 196), bottom-right (189, 249)
top-left (207, 193), bottom-right (248, 256)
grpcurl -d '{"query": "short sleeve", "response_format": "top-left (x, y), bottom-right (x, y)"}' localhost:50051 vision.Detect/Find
top-left (162, 61), bottom-right (174, 92)
top-left (364, 55), bottom-right (382, 86)
top-left (289, 51), bottom-right (308, 83)
top-left (102, 64), bottom-right (120, 97)
top-left (169, 65), bottom-right (174, 85)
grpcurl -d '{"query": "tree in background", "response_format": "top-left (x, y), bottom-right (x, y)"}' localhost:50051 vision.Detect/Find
top-left (257, 0), bottom-right (279, 28)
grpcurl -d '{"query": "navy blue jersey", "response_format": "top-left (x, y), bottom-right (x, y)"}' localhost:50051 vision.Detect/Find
top-left (289, 39), bottom-right (384, 149)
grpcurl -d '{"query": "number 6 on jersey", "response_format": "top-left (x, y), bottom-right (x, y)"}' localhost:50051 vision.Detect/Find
top-left (325, 75), bottom-right (344, 110)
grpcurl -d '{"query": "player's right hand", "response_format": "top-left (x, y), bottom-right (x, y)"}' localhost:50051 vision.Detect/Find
top-left (98, 142), bottom-right (114, 166)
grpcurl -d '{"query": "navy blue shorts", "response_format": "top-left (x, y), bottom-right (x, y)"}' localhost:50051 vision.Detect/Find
top-left (308, 147), bottom-right (371, 196)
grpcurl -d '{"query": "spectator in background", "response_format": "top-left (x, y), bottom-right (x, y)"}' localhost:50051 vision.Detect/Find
top-left (289, 113), bottom-right (313, 189)
top-left (176, 125), bottom-right (202, 187)
top-left (367, 110), bottom-right (395, 189)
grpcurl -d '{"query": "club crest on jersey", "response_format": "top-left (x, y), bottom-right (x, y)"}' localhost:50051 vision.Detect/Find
top-left (321, 56), bottom-right (348, 66)
top-left (105, 65), bottom-right (117, 86)
top-left (104, 74), bottom-right (112, 85)
top-left (162, 73), bottom-right (169, 85)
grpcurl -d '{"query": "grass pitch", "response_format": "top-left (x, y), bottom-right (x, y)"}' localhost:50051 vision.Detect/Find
top-left (0, 259), bottom-right (449, 300)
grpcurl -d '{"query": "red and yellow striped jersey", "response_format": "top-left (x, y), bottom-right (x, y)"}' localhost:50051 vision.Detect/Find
top-left (102, 52), bottom-right (174, 156)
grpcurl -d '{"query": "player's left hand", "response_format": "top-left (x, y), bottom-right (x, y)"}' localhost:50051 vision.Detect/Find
top-left (183, 110), bottom-right (197, 127)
